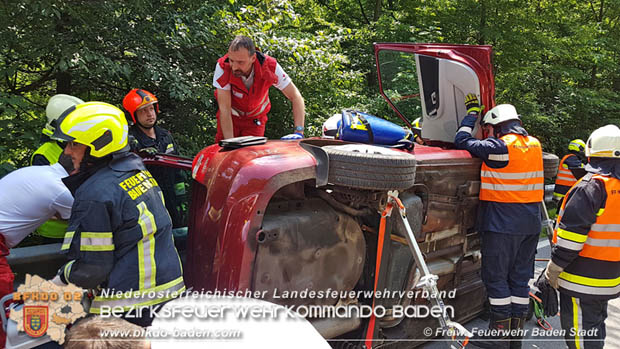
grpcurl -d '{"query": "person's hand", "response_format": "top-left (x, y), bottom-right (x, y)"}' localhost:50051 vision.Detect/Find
top-left (464, 93), bottom-right (482, 115)
top-left (544, 260), bottom-right (564, 289)
top-left (139, 147), bottom-right (158, 158)
top-left (281, 133), bottom-right (304, 141)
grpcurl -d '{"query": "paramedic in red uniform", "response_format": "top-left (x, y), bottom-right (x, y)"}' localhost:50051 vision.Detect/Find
top-left (213, 35), bottom-right (306, 142)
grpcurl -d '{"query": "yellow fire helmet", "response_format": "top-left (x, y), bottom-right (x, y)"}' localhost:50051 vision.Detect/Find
top-left (568, 139), bottom-right (586, 153)
top-left (52, 102), bottom-right (129, 158)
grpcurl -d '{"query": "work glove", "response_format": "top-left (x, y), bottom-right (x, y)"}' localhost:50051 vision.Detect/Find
top-left (534, 268), bottom-right (559, 317)
top-left (139, 147), bottom-right (158, 158)
top-left (281, 133), bottom-right (304, 141)
top-left (544, 260), bottom-right (564, 289)
top-left (464, 93), bottom-right (482, 115)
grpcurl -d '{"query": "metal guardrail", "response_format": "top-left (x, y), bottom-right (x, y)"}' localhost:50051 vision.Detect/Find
top-left (7, 243), bottom-right (66, 283)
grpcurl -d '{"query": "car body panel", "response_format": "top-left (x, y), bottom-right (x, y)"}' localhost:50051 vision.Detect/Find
top-left (374, 43), bottom-right (495, 144)
top-left (186, 141), bottom-right (317, 291)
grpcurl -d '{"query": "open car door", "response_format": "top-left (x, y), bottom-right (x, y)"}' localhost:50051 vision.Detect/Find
top-left (374, 43), bottom-right (495, 144)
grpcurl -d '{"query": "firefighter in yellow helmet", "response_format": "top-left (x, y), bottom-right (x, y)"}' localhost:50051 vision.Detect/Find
top-left (411, 117), bottom-right (425, 145)
top-left (553, 139), bottom-right (587, 203)
top-left (51, 102), bottom-right (184, 326)
top-left (545, 125), bottom-right (620, 349)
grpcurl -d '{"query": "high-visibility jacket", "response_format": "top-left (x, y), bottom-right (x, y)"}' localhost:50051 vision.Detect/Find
top-left (30, 141), bottom-right (62, 166)
top-left (479, 134), bottom-right (544, 203)
top-left (553, 174), bottom-right (620, 299)
top-left (59, 153), bottom-right (185, 313)
top-left (215, 52), bottom-right (279, 120)
top-left (553, 154), bottom-right (581, 199)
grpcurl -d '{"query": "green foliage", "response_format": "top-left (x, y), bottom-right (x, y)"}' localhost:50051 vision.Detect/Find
top-left (2, 0), bottom-right (620, 166)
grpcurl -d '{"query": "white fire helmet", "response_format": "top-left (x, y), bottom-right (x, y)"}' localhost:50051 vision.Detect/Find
top-left (322, 113), bottom-right (341, 139)
top-left (586, 124), bottom-right (620, 158)
top-left (481, 104), bottom-right (520, 126)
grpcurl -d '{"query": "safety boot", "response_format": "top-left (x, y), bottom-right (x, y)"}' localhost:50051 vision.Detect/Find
top-left (469, 312), bottom-right (511, 349)
top-left (509, 314), bottom-right (527, 349)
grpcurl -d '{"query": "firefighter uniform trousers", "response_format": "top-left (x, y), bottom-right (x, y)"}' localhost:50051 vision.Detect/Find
top-left (482, 231), bottom-right (538, 316)
top-left (559, 293), bottom-right (607, 349)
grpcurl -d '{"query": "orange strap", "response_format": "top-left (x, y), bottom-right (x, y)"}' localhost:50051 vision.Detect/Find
top-left (364, 203), bottom-right (392, 348)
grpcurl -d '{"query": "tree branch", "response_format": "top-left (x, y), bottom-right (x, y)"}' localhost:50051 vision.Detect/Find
top-left (357, 0), bottom-right (371, 25)
top-left (12, 70), bottom-right (54, 94)
top-left (588, 1), bottom-right (597, 19)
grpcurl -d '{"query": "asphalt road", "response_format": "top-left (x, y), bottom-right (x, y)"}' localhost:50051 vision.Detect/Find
top-left (421, 238), bottom-right (620, 349)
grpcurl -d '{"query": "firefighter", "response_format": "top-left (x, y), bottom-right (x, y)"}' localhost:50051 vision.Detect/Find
top-left (123, 89), bottom-right (185, 227)
top-left (213, 35), bottom-right (305, 142)
top-left (31, 94), bottom-right (84, 166)
top-left (51, 102), bottom-right (185, 327)
top-left (545, 124), bottom-right (620, 349)
top-left (455, 94), bottom-right (544, 348)
top-left (553, 139), bottom-right (587, 203)
top-left (412, 117), bottom-right (425, 145)
top-left (32, 94), bottom-right (83, 242)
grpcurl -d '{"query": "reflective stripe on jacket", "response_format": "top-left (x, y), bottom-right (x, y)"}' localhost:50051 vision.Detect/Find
top-left (215, 52), bottom-right (279, 120)
top-left (553, 174), bottom-right (620, 299)
top-left (554, 154), bottom-right (579, 198)
top-left (479, 134), bottom-right (544, 203)
top-left (61, 153), bottom-right (185, 313)
top-left (30, 141), bottom-right (62, 166)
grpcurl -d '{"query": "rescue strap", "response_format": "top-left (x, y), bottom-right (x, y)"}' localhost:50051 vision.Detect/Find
top-left (364, 192), bottom-right (471, 348)
top-left (363, 199), bottom-right (391, 348)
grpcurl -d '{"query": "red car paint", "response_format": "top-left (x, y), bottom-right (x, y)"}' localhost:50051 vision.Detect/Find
top-left (185, 43), bottom-right (493, 293)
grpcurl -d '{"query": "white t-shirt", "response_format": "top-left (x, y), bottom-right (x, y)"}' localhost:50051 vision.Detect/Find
top-left (213, 61), bottom-right (292, 91)
top-left (0, 163), bottom-right (73, 247)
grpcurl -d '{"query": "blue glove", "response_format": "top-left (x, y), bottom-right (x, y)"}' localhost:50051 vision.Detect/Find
top-left (281, 133), bottom-right (304, 140)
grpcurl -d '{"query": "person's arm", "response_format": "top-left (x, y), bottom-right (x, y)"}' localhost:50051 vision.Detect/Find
top-left (216, 88), bottom-right (234, 140)
top-left (281, 82), bottom-right (305, 133)
top-left (454, 115), bottom-right (509, 168)
top-left (564, 155), bottom-right (587, 180)
top-left (551, 176), bottom-right (606, 268)
top-left (57, 200), bottom-right (115, 289)
top-left (51, 188), bottom-right (74, 220)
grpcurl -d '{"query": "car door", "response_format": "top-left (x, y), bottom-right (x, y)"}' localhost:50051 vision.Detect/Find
top-left (374, 43), bottom-right (495, 144)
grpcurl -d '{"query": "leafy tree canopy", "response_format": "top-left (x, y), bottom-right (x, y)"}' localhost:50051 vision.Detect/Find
top-left (2, 0), bottom-right (620, 169)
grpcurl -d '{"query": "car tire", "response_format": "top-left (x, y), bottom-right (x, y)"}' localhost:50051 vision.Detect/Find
top-left (322, 144), bottom-right (416, 190)
top-left (543, 152), bottom-right (559, 179)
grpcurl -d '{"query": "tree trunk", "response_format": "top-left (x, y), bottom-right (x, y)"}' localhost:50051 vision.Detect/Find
top-left (373, 0), bottom-right (382, 21)
top-left (56, 72), bottom-right (71, 94)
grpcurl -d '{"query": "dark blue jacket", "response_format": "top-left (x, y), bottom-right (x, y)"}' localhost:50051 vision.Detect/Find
top-left (552, 158), bottom-right (620, 269)
top-left (59, 152), bottom-right (184, 313)
top-left (455, 115), bottom-right (542, 235)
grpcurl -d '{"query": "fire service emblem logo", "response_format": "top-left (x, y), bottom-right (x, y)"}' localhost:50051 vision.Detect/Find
top-left (23, 305), bottom-right (48, 337)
